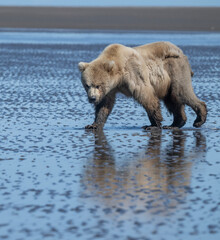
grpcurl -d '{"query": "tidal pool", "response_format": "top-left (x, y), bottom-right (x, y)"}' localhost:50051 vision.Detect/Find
top-left (0, 30), bottom-right (220, 240)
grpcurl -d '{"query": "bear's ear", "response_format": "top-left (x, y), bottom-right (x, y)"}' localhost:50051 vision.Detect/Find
top-left (104, 60), bottom-right (115, 72)
top-left (78, 62), bottom-right (89, 72)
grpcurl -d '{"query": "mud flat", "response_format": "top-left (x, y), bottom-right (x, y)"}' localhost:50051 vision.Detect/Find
top-left (0, 31), bottom-right (220, 239)
top-left (0, 7), bottom-right (220, 31)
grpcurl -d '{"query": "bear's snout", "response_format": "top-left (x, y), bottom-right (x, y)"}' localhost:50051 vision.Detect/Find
top-left (88, 96), bottom-right (96, 103)
top-left (87, 87), bottom-right (101, 104)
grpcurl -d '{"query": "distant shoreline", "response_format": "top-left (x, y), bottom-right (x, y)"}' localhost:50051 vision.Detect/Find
top-left (0, 7), bottom-right (220, 31)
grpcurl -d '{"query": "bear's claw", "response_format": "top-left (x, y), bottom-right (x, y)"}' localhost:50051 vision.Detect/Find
top-left (142, 125), bottom-right (161, 131)
top-left (193, 121), bottom-right (203, 128)
top-left (163, 125), bottom-right (180, 130)
top-left (85, 124), bottom-right (98, 129)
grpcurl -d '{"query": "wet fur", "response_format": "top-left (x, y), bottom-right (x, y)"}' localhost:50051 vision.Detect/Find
top-left (79, 42), bottom-right (207, 129)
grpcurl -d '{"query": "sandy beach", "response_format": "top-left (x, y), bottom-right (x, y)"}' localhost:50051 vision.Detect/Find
top-left (0, 6), bottom-right (220, 31)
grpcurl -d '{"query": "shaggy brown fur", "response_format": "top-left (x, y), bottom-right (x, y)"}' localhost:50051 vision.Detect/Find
top-left (78, 42), bottom-right (207, 129)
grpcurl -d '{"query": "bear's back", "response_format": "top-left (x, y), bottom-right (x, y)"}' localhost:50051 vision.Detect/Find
top-left (133, 41), bottom-right (183, 61)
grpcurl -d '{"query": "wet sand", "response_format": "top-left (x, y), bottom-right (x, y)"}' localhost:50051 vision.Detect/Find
top-left (0, 6), bottom-right (220, 31)
top-left (0, 30), bottom-right (220, 239)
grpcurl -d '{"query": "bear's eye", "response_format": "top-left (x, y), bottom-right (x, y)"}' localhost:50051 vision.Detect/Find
top-left (85, 84), bottom-right (90, 89)
top-left (96, 85), bottom-right (100, 89)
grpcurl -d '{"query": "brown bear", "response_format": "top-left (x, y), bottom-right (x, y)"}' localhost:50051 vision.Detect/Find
top-left (78, 42), bottom-right (207, 130)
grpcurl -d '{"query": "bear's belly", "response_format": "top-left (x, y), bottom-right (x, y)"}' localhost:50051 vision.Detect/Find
top-left (149, 71), bottom-right (171, 99)
top-left (117, 87), bottom-right (133, 97)
top-left (145, 61), bottom-right (171, 99)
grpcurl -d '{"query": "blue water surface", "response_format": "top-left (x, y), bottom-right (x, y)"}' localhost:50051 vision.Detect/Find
top-left (0, 30), bottom-right (220, 240)
top-left (1, 29), bottom-right (220, 46)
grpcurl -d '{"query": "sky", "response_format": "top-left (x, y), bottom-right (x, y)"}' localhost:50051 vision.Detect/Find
top-left (0, 0), bottom-right (220, 7)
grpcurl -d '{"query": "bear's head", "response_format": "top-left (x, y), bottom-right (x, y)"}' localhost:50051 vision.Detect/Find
top-left (78, 59), bottom-right (118, 105)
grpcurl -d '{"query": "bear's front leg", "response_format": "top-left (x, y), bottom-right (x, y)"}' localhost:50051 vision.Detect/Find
top-left (85, 93), bottom-right (116, 130)
top-left (142, 99), bottom-right (163, 130)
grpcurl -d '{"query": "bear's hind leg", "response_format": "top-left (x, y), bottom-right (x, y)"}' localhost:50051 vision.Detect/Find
top-left (179, 86), bottom-right (207, 128)
top-left (164, 55), bottom-right (207, 128)
top-left (193, 101), bottom-right (207, 127)
top-left (185, 99), bottom-right (207, 128)
top-left (163, 95), bottom-right (187, 129)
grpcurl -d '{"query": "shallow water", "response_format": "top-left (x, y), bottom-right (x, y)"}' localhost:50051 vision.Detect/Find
top-left (0, 30), bottom-right (220, 240)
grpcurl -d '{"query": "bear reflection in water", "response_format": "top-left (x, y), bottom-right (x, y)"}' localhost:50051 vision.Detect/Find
top-left (82, 129), bottom-right (206, 215)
